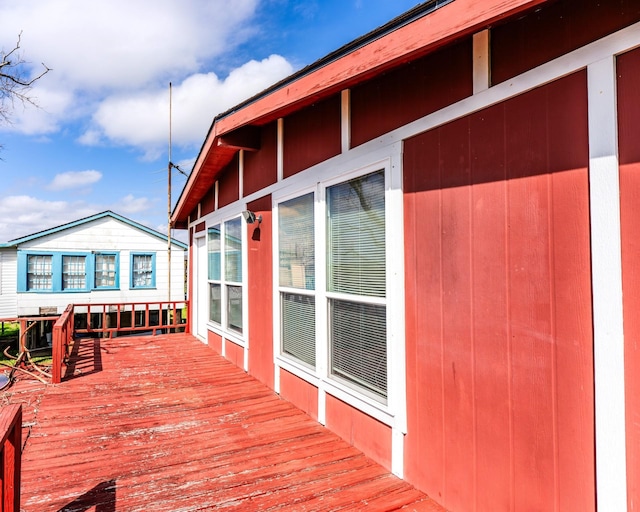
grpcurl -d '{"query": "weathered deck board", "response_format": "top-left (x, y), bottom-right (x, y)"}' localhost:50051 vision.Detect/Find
top-left (3, 333), bottom-right (447, 511)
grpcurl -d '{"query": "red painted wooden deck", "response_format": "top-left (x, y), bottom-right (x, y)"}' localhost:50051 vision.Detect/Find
top-left (3, 333), bottom-right (445, 511)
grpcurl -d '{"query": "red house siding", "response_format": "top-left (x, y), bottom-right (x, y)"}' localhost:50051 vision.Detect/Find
top-left (491, 0), bottom-right (640, 85)
top-left (325, 395), bottom-right (392, 471)
top-left (278, 370), bottom-right (319, 421)
top-left (207, 330), bottom-right (223, 354)
top-left (218, 157), bottom-right (240, 209)
top-left (283, 95), bottom-right (341, 178)
top-left (246, 195), bottom-right (274, 389)
top-left (244, 123), bottom-right (278, 197)
top-left (200, 184), bottom-right (214, 217)
top-left (350, 38), bottom-right (473, 148)
top-left (403, 71), bottom-right (594, 512)
top-left (225, 339), bottom-right (245, 368)
top-left (616, 46), bottom-right (640, 512)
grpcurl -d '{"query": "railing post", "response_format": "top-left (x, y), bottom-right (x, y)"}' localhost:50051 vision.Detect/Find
top-left (0, 404), bottom-right (22, 512)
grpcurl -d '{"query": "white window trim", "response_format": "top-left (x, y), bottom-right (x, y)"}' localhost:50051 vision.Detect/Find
top-left (272, 155), bottom-right (407, 434)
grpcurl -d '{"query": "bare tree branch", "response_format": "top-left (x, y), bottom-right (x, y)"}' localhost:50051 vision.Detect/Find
top-left (0, 31), bottom-right (51, 127)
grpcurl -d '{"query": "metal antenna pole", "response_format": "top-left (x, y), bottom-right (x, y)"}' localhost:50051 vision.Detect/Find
top-left (168, 82), bottom-right (172, 304)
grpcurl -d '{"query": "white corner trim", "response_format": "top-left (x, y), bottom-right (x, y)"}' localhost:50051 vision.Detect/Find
top-left (473, 30), bottom-right (490, 94)
top-left (277, 118), bottom-right (284, 182)
top-left (588, 56), bottom-right (628, 512)
top-left (341, 89), bottom-right (351, 153)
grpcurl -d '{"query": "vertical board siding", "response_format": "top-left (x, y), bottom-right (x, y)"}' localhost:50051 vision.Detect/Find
top-left (403, 71), bottom-right (593, 512)
top-left (325, 394), bottom-right (392, 471)
top-left (207, 330), bottom-right (223, 354)
top-left (350, 38), bottom-right (473, 149)
top-left (200, 184), bottom-right (215, 217)
top-left (616, 46), bottom-right (640, 512)
top-left (491, 0), bottom-right (640, 86)
top-left (217, 157), bottom-right (240, 209)
top-left (225, 339), bottom-right (245, 368)
top-left (246, 195), bottom-right (274, 389)
top-left (244, 123), bottom-right (278, 197)
top-left (283, 95), bottom-right (342, 178)
top-left (279, 369), bottom-right (319, 421)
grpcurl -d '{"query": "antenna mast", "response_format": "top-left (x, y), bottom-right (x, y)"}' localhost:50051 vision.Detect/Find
top-left (167, 82), bottom-right (172, 304)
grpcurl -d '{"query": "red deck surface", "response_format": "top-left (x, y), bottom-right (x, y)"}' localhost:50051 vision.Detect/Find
top-left (2, 333), bottom-right (445, 511)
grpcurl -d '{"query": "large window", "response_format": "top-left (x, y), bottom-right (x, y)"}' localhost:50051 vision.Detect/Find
top-left (208, 217), bottom-right (244, 335)
top-left (276, 170), bottom-right (387, 402)
top-left (279, 193), bottom-right (315, 367)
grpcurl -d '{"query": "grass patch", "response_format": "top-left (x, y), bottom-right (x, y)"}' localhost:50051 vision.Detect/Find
top-left (0, 321), bottom-right (19, 340)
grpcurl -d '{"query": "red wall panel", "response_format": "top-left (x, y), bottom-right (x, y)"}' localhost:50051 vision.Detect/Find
top-left (207, 330), bottom-right (222, 354)
top-left (244, 123), bottom-right (277, 197)
top-left (492, 0), bottom-right (640, 85)
top-left (225, 339), bottom-right (244, 369)
top-left (218, 156), bottom-right (240, 208)
top-left (403, 71), bottom-right (593, 512)
top-left (351, 38), bottom-right (472, 148)
top-left (246, 195), bottom-right (274, 389)
top-left (278, 369), bottom-right (318, 421)
top-left (325, 394), bottom-right (392, 471)
top-left (283, 95), bottom-right (341, 178)
top-left (616, 47), bottom-right (640, 512)
top-left (200, 185), bottom-right (214, 216)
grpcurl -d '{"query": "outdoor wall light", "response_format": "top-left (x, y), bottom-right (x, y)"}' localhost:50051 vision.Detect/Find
top-left (242, 210), bottom-right (262, 225)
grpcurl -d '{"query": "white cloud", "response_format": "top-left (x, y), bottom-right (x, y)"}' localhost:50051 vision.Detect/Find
top-left (84, 55), bottom-right (293, 158)
top-left (48, 170), bottom-right (102, 191)
top-left (0, 195), bottom-right (98, 242)
top-left (0, 193), bottom-right (162, 242)
top-left (113, 194), bottom-right (156, 215)
top-left (0, 0), bottom-right (284, 149)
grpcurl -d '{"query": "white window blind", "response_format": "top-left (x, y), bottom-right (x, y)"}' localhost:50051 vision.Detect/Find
top-left (327, 171), bottom-right (386, 297)
top-left (327, 170), bottom-right (387, 399)
top-left (279, 192), bottom-right (316, 367)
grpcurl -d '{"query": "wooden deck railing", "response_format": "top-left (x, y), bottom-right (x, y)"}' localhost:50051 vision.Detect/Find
top-left (9, 301), bottom-right (189, 385)
top-left (0, 404), bottom-right (21, 512)
top-left (52, 305), bottom-right (74, 384)
top-left (72, 301), bottom-right (188, 337)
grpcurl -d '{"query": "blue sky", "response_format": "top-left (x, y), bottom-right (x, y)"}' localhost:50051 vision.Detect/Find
top-left (0, 0), bottom-right (421, 243)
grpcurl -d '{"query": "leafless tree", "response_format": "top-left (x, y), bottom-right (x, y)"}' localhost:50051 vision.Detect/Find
top-left (0, 32), bottom-right (50, 126)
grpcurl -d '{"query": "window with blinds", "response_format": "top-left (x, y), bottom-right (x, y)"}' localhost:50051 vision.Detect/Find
top-left (327, 170), bottom-right (387, 399)
top-left (279, 193), bottom-right (315, 367)
top-left (276, 170), bottom-right (387, 401)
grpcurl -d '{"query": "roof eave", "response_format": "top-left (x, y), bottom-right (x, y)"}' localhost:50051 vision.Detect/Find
top-left (172, 0), bottom-right (551, 226)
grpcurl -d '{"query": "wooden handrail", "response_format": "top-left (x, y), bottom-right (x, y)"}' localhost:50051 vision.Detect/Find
top-left (0, 404), bottom-right (21, 512)
top-left (72, 301), bottom-right (189, 337)
top-left (52, 305), bottom-right (74, 384)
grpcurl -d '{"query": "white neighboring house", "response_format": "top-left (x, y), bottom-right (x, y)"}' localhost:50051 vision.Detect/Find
top-left (0, 211), bottom-right (187, 318)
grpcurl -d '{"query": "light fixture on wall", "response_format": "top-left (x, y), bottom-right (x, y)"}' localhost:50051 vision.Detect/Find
top-left (242, 210), bottom-right (262, 225)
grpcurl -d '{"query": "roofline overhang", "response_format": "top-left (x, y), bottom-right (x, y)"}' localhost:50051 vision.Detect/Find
top-left (172, 0), bottom-right (550, 227)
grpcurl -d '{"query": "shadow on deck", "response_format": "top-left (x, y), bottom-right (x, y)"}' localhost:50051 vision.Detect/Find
top-left (11, 333), bottom-right (445, 512)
